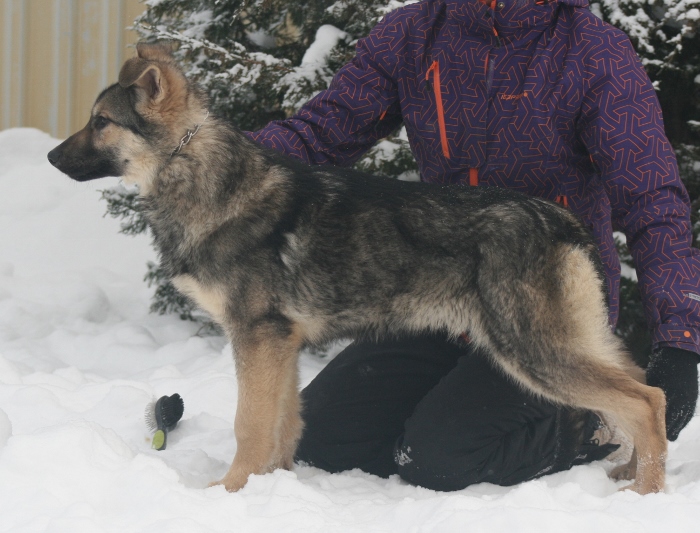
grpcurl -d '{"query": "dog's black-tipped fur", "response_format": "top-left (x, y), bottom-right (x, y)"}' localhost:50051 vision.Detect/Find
top-left (49, 44), bottom-right (667, 494)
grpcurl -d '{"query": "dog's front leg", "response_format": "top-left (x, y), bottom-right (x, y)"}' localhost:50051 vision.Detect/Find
top-left (212, 322), bottom-right (304, 492)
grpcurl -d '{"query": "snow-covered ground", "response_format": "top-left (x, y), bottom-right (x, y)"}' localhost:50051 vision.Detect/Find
top-left (1, 127), bottom-right (700, 532)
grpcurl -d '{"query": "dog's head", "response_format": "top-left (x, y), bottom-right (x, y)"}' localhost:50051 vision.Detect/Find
top-left (48, 43), bottom-right (207, 192)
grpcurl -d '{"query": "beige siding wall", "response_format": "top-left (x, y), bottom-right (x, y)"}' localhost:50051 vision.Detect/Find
top-left (1, 0), bottom-right (144, 139)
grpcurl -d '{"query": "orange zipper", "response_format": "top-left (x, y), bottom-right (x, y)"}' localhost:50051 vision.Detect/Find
top-left (426, 60), bottom-right (450, 159)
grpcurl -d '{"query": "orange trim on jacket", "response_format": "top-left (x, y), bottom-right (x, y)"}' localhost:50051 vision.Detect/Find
top-left (426, 60), bottom-right (450, 159)
top-left (469, 168), bottom-right (479, 186)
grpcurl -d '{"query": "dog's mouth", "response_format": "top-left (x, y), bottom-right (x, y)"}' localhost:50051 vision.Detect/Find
top-left (47, 145), bottom-right (122, 182)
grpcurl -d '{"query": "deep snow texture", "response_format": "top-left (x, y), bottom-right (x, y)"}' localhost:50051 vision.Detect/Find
top-left (1, 128), bottom-right (700, 532)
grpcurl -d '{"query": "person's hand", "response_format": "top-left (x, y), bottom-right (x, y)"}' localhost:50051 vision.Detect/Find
top-left (646, 347), bottom-right (699, 441)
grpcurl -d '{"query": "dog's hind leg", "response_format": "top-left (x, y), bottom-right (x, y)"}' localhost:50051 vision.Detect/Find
top-left (559, 247), bottom-right (666, 494)
top-left (479, 245), bottom-right (666, 494)
top-left (569, 368), bottom-right (666, 494)
top-left (492, 345), bottom-right (666, 494)
top-left (610, 446), bottom-right (638, 481)
top-left (211, 320), bottom-right (304, 492)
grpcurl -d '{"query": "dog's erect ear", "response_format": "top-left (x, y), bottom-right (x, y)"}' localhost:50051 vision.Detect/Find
top-left (118, 58), bottom-right (164, 103)
top-left (136, 42), bottom-right (176, 62)
top-left (118, 42), bottom-right (177, 103)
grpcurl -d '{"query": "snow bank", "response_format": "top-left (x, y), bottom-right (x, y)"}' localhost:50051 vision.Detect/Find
top-left (1, 128), bottom-right (699, 532)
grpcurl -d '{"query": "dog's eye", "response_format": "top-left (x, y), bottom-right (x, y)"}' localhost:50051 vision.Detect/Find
top-left (93, 116), bottom-right (109, 131)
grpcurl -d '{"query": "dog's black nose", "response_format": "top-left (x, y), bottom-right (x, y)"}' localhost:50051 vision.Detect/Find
top-left (47, 147), bottom-right (61, 167)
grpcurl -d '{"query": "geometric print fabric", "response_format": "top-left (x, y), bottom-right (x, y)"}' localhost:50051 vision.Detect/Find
top-left (251, 0), bottom-right (700, 353)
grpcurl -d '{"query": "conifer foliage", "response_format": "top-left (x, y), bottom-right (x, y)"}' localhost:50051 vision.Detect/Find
top-left (104, 0), bottom-right (699, 354)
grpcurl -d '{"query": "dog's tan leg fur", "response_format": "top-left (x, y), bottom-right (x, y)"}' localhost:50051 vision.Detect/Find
top-left (556, 246), bottom-right (666, 494)
top-left (211, 322), bottom-right (304, 492)
top-left (270, 363), bottom-right (304, 471)
top-left (583, 373), bottom-right (666, 494)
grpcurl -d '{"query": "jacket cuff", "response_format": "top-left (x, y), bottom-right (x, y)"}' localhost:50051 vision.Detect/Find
top-left (652, 324), bottom-right (700, 355)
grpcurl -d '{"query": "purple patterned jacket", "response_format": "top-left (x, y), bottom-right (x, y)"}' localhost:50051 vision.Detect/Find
top-left (250, 0), bottom-right (700, 354)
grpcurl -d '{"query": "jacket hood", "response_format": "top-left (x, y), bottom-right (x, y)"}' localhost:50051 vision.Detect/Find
top-left (445, 0), bottom-right (590, 38)
top-left (445, 0), bottom-right (589, 7)
top-left (558, 0), bottom-right (589, 6)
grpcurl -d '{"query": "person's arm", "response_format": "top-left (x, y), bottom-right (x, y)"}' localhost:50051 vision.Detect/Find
top-left (578, 29), bottom-right (700, 439)
top-left (248, 13), bottom-right (405, 166)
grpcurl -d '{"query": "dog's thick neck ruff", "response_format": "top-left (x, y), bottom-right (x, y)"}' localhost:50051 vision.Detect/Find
top-left (172, 110), bottom-right (210, 156)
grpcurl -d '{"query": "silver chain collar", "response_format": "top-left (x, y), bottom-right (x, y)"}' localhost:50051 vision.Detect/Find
top-left (172, 111), bottom-right (210, 156)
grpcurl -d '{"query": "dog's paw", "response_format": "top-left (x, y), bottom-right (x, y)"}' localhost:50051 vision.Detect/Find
top-left (208, 472), bottom-right (249, 492)
top-left (617, 481), bottom-right (664, 495)
top-left (610, 461), bottom-right (636, 482)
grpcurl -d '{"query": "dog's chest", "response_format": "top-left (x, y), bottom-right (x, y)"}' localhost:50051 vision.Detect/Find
top-left (172, 275), bottom-right (227, 324)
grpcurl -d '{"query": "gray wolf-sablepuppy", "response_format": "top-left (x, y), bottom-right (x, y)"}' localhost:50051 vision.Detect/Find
top-left (47, 43), bottom-right (666, 494)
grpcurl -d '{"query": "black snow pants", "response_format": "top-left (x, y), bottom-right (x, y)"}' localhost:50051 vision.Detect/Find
top-left (295, 333), bottom-right (597, 491)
